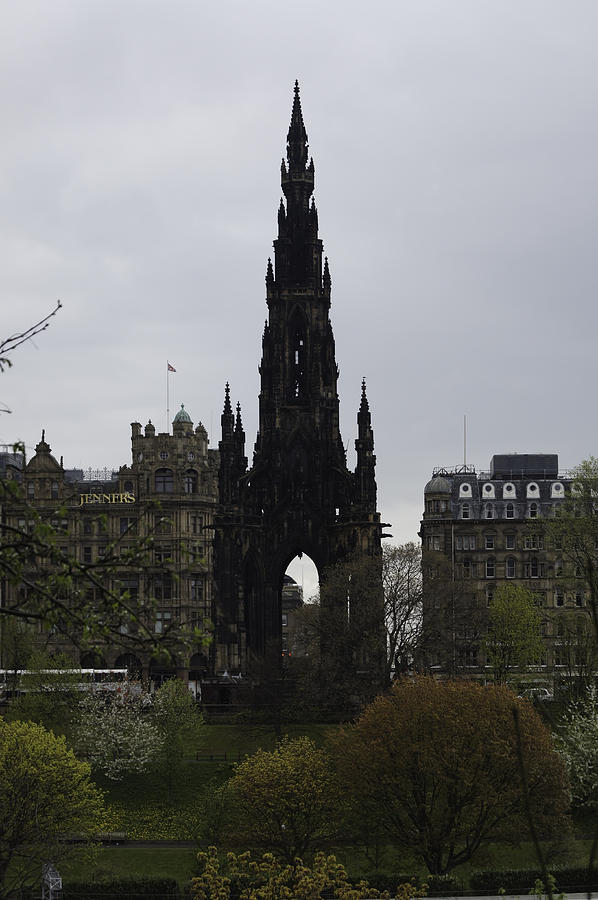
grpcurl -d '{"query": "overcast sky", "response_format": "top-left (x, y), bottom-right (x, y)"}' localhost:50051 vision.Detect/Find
top-left (2, 1), bottom-right (598, 593)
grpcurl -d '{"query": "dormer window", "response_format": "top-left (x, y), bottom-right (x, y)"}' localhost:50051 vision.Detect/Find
top-left (526, 482), bottom-right (539, 498)
top-left (551, 482), bottom-right (564, 499)
top-left (503, 482), bottom-right (516, 498)
top-left (482, 483), bottom-right (495, 499)
top-left (459, 483), bottom-right (472, 499)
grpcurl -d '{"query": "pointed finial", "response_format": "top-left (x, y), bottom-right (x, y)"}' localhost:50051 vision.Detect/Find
top-left (41, 429), bottom-right (45, 442)
top-left (287, 79), bottom-right (308, 170)
top-left (266, 257), bottom-right (274, 285)
top-left (359, 378), bottom-right (370, 412)
top-left (223, 382), bottom-right (232, 414)
top-left (323, 256), bottom-right (331, 290)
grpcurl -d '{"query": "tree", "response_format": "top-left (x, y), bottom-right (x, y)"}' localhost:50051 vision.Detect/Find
top-left (152, 676), bottom-right (202, 801)
top-left (74, 684), bottom-right (163, 781)
top-left (228, 736), bottom-right (337, 864)
top-left (4, 651), bottom-right (83, 740)
top-left (555, 689), bottom-right (598, 808)
top-left (329, 676), bottom-right (570, 875)
top-left (192, 847), bottom-right (426, 900)
top-left (293, 545), bottom-right (419, 714)
top-left (540, 458), bottom-right (598, 641)
top-left (0, 718), bottom-right (104, 899)
top-left (483, 583), bottom-right (544, 684)
top-left (382, 542), bottom-right (422, 680)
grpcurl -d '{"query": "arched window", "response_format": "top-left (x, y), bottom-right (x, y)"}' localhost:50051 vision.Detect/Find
top-left (485, 503), bottom-right (494, 519)
top-left (506, 557), bottom-right (516, 578)
top-left (529, 502), bottom-right (538, 518)
top-left (27, 482), bottom-right (34, 499)
top-left (155, 468), bottom-right (174, 493)
top-left (506, 502), bottom-right (514, 519)
top-left (184, 470), bottom-right (197, 494)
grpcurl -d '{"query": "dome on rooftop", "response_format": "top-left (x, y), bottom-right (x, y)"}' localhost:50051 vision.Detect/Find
top-left (424, 475), bottom-right (452, 494)
top-left (173, 404), bottom-right (192, 424)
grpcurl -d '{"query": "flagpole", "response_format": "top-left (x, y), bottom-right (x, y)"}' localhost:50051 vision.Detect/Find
top-left (166, 363), bottom-right (170, 432)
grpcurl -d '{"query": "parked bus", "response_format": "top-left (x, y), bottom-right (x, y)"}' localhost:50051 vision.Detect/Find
top-left (0, 668), bottom-right (129, 702)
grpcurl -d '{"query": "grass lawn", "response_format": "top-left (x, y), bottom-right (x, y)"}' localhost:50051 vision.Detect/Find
top-left (62, 847), bottom-right (198, 887)
top-left (57, 839), bottom-right (596, 891)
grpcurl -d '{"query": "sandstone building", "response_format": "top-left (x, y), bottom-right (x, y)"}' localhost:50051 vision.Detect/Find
top-left (420, 453), bottom-right (592, 689)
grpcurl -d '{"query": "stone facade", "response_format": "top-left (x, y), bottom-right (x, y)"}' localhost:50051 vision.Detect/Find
top-left (420, 453), bottom-right (591, 688)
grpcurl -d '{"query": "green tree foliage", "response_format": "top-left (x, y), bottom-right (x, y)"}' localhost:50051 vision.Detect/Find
top-left (329, 676), bottom-right (570, 875)
top-left (152, 677), bottom-right (202, 801)
top-left (0, 718), bottom-right (104, 899)
top-left (555, 689), bottom-right (598, 807)
top-left (74, 684), bottom-right (163, 781)
top-left (483, 583), bottom-right (544, 684)
top-left (192, 847), bottom-right (426, 900)
top-left (228, 736), bottom-right (337, 864)
top-left (541, 458), bottom-right (598, 636)
top-left (3, 651), bottom-right (83, 739)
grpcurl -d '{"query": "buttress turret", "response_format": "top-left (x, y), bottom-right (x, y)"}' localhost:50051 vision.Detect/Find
top-left (355, 379), bottom-right (377, 509)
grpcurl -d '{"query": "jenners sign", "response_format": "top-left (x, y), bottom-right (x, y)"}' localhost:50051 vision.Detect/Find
top-left (78, 492), bottom-right (135, 506)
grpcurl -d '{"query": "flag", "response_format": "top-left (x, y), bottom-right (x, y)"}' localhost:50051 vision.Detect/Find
top-left (167, 362), bottom-right (176, 372)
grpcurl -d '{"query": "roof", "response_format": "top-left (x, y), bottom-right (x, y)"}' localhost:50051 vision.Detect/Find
top-left (173, 404), bottom-right (192, 424)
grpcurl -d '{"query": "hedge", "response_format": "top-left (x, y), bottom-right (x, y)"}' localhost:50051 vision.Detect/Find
top-left (62, 876), bottom-right (180, 899)
top-left (470, 866), bottom-right (598, 894)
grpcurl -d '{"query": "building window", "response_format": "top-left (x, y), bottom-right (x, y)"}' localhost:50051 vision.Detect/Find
top-left (159, 451), bottom-right (169, 461)
top-left (155, 468), bottom-right (174, 493)
top-left (154, 545), bottom-right (172, 564)
top-left (486, 558), bottom-right (495, 578)
top-left (485, 535), bottom-right (495, 550)
top-left (151, 575), bottom-right (172, 602)
top-left (529, 502), bottom-right (538, 518)
top-left (524, 534), bottom-right (544, 550)
top-left (461, 503), bottom-right (470, 519)
top-left (505, 533), bottom-right (515, 550)
top-left (83, 518), bottom-right (93, 536)
top-left (506, 557), bottom-right (516, 578)
top-left (83, 546), bottom-right (92, 564)
top-left (27, 482), bottom-right (34, 499)
top-left (456, 535), bottom-right (475, 550)
top-left (154, 611), bottom-right (172, 634)
top-left (555, 589), bottom-right (564, 607)
top-left (282, 613), bottom-right (288, 627)
top-left (191, 578), bottom-right (204, 602)
top-left (51, 482), bottom-right (59, 499)
top-left (524, 558), bottom-right (543, 578)
top-left (427, 535), bottom-right (441, 551)
top-left (120, 516), bottom-right (137, 535)
top-left (184, 470), bottom-right (198, 494)
top-left (506, 503), bottom-right (514, 519)
top-left (486, 586), bottom-right (495, 606)
top-left (575, 590), bottom-right (584, 607)
top-left (555, 558), bottom-right (563, 576)
top-left (485, 503), bottom-right (494, 519)
top-left (190, 514), bottom-right (204, 535)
